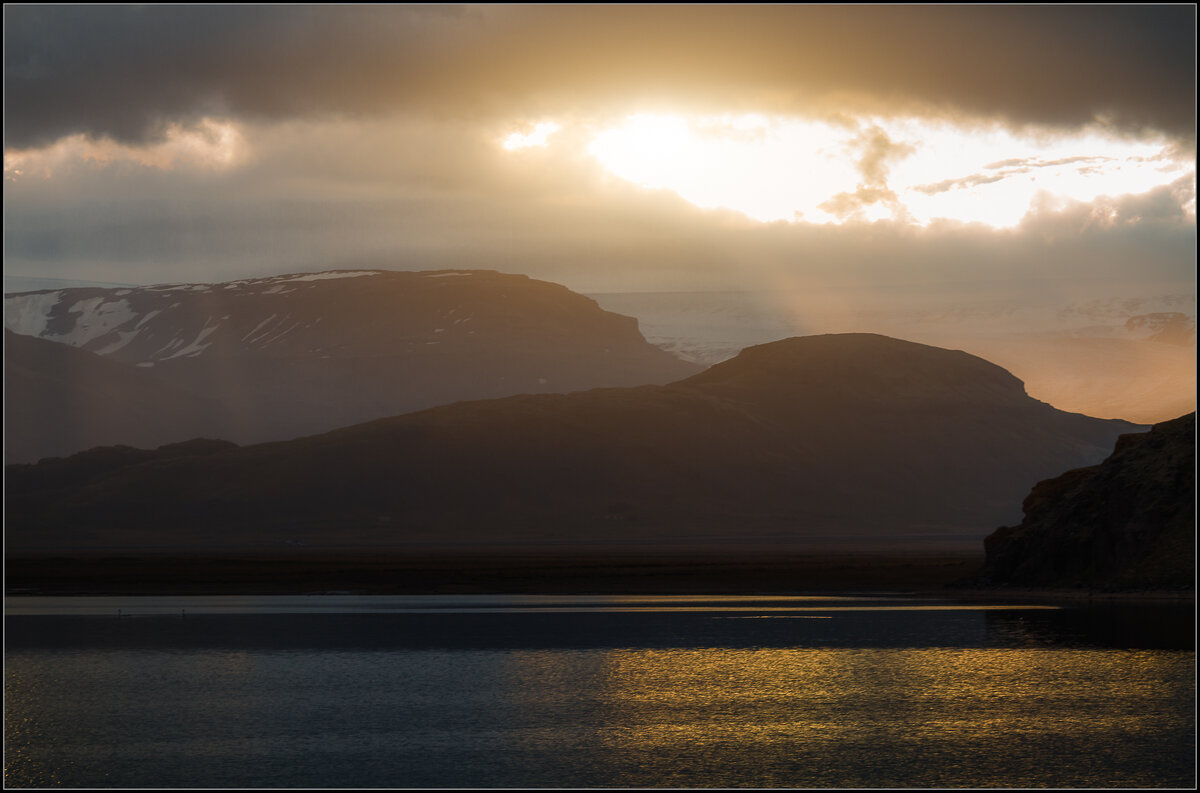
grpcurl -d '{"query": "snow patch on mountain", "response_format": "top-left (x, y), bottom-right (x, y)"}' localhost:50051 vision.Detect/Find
top-left (162, 321), bottom-right (221, 360)
top-left (147, 284), bottom-right (214, 293)
top-left (279, 271), bottom-right (380, 283)
top-left (258, 320), bottom-right (302, 348)
top-left (54, 298), bottom-right (138, 347)
top-left (4, 291), bottom-right (63, 336)
top-left (156, 336), bottom-right (186, 356)
top-left (134, 310), bottom-right (160, 329)
top-left (95, 329), bottom-right (144, 356)
top-left (242, 314), bottom-right (279, 343)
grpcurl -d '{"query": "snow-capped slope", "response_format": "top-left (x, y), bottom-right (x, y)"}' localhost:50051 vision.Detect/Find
top-left (5, 269), bottom-right (702, 460)
top-left (6, 270), bottom-right (404, 364)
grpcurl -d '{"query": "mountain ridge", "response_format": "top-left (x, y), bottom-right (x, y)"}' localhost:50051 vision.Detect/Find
top-left (6, 333), bottom-right (1141, 555)
top-left (4, 269), bottom-right (701, 462)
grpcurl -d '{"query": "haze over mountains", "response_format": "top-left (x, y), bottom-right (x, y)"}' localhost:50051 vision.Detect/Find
top-left (6, 333), bottom-right (1139, 555)
top-left (4, 269), bottom-right (700, 462)
top-left (5, 330), bottom-right (234, 462)
top-left (592, 286), bottom-right (1196, 425)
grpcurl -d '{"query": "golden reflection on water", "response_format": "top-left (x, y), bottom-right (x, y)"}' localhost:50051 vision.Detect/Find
top-left (6, 644), bottom-right (1193, 788)
top-left (577, 647), bottom-right (1194, 787)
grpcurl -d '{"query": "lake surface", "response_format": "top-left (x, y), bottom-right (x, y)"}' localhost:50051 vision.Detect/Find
top-left (5, 594), bottom-right (1195, 788)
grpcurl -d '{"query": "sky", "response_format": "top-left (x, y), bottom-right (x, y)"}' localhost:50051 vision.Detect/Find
top-left (3, 4), bottom-right (1196, 295)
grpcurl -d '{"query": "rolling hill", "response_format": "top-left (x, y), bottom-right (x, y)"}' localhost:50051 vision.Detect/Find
top-left (6, 334), bottom-right (1141, 555)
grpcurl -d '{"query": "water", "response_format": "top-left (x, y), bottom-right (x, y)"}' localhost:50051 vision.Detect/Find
top-left (5, 595), bottom-right (1195, 788)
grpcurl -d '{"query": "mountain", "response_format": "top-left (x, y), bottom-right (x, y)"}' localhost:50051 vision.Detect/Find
top-left (972, 413), bottom-right (1195, 591)
top-left (590, 288), bottom-right (1196, 424)
top-left (4, 330), bottom-right (240, 463)
top-left (4, 269), bottom-right (701, 461)
top-left (5, 334), bottom-right (1141, 555)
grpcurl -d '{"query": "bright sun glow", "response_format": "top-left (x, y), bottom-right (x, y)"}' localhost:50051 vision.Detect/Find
top-left (576, 113), bottom-right (1195, 229)
top-left (588, 113), bottom-right (862, 223)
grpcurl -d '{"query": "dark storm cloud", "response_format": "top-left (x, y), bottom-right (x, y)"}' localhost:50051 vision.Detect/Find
top-left (5, 4), bottom-right (1196, 149)
top-left (3, 4), bottom-right (472, 148)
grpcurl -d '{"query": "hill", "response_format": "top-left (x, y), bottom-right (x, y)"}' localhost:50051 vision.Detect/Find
top-left (5, 334), bottom-right (1141, 555)
top-left (591, 288), bottom-right (1196, 425)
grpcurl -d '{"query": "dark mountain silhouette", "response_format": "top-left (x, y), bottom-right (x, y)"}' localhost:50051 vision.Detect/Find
top-left (5, 334), bottom-right (1141, 555)
top-left (4, 269), bottom-right (700, 462)
top-left (973, 412), bottom-right (1195, 591)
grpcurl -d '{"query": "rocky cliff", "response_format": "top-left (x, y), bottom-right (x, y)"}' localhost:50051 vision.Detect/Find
top-left (975, 412), bottom-right (1195, 591)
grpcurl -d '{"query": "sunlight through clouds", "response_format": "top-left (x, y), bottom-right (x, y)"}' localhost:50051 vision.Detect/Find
top-left (553, 113), bottom-right (1195, 229)
top-left (588, 113), bottom-right (861, 224)
top-left (885, 119), bottom-right (1192, 228)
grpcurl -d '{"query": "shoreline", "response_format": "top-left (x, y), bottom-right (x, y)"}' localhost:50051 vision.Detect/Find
top-left (942, 587), bottom-right (1195, 604)
top-left (6, 551), bottom-right (1193, 602)
top-left (7, 550), bottom-right (984, 597)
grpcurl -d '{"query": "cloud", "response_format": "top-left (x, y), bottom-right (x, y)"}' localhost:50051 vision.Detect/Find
top-left (4, 113), bottom-right (1193, 296)
top-left (817, 126), bottom-right (915, 220)
top-left (3, 5), bottom-right (472, 148)
top-left (914, 172), bottom-right (1017, 196)
top-left (5, 5), bottom-right (1195, 150)
top-left (854, 127), bottom-right (916, 187)
top-left (818, 187), bottom-right (902, 222)
top-left (912, 157), bottom-right (1115, 197)
top-left (1019, 175), bottom-right (1197, 235)
top-left (985, 155), bottom-right (1114, 172)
